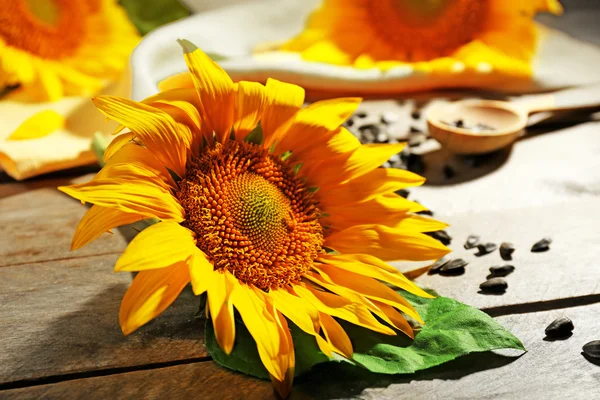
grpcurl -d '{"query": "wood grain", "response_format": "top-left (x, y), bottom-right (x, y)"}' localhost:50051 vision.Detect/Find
top-left (402, 197), bottom-right (600, 311)
top-left (0, 255), bottom-right (207, 385)
top-left (0, 174), bottom-right (130, 267)
top-left (4, 303), bottom-right (599, 399)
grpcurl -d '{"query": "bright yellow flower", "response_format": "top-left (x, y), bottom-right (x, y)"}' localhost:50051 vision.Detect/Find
top-left (59, 41), bottom-right (449, 397)
top-left (0, 0), bottom-right (139, 101)
top-left (281, 0), bottom-right (563, 81)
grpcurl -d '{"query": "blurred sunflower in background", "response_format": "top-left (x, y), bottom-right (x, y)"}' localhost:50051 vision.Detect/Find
top-left (0, 0), bottom-right (139, 101)
top-left (60, 42), bottom-right (450, 397)
top-left (281, 0), bottom-right (563, 77)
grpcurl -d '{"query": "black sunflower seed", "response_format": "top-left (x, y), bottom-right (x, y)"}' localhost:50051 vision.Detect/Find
top-left (479, 277), bottom-right (508, 293)
top-left (411, 110), bottom-right (421, 120)
top-left (464, 234), bottom-right (480, 249)
top-left (476, 242), bottom-right (497, 256)
top-left (344, 118), bottom-right (355, 127)
top-left (406, 153), bottom-right (426, 174)
top-left (582, 340), bottom-right (600, 359)
top-left (500, 242), bottom-right (515, 260)
top-left (409, 126), bottom-right (422, 133)
top-left (428, 257), bottom-right (449, 275)
top-left (443, 165), bottom-right (456, 180)
top-left (455, 119), bottom-right (464, 128)
top-left (489, 264), bottom-right (515, 277)
top-left (544, 317), bottom-right (574, 338)
top-left (532, 237), bottom-right (552, 252)
top-left (426, 230), bottom-right (452, 245)
top-left (355, 111), bottom-right (367, 118)
top-left (439, 258), bottom-right (468, 276)
top-left (408, 134), bottom-right (426, 147)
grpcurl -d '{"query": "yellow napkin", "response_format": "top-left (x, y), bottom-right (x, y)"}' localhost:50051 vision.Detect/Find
top-left (0, 70), bottom-right (130, 180)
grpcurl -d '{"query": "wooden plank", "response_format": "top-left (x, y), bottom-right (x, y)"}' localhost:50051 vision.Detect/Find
top-left (292, 301), bottom-right (600, 399)
top-left (399, 197), bottom-right (600, 310)
top-left (1, 361), bottom-right (278, 400)
top-left (0, 174), bottom-right (130, 267)
top-left (4, 303), bottom-right (599, 399)
top-left (0, 255), bottom-right (207, 385)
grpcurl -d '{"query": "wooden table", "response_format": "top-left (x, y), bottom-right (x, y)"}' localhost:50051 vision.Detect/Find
top-left (2, 5), bottom-right (600, 400)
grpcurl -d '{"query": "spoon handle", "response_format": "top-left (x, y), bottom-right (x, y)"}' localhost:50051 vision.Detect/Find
top-left (523, 83), bottom-right (600, 113)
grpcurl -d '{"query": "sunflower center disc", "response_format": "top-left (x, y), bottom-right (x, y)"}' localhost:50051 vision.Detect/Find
top-left (178, 140), bottom-right (324, 291)
top-left (370, 0), bottom-right (487, 60)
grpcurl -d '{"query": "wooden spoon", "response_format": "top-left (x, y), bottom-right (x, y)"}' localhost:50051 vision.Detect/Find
top-left (426, 84), bottom-right (600, 154)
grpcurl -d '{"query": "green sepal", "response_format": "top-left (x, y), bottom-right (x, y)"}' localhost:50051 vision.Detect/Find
top-left (119, 0), bottom-right (189, 36)
top-left (91, 132), bottom-right (109, 167)
top-left (244, 123), bottom-right (264, 145)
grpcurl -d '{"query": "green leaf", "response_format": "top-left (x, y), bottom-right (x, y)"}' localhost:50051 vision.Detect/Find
top-left (119, 0), bottom-right (189, 35)
top-left (205, 315), bottom-right (330, 379)
top-left (244, 123), bottom-right (264, 145)
top-left (205, 290), bottom-right (524, 380)
top-left (347, 291), bottom-right (525, 374)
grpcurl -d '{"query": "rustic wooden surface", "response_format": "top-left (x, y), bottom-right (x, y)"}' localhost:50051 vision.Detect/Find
top-left (2, 2), bottom-right (600, 399)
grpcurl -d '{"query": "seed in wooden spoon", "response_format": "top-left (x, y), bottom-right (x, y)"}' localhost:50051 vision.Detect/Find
top-left (489, 264), bottom-right (515, 277)
top-left (531, 237), bottom-right (552, 252)
top-left (582, 340), bottom-right (600, 359)
top-left (439, 258), bottom-right (468, 275)
top-left (544, 317), bottom-right (574, 338)
top-left (464, 234), bottom-right (480, 249)
top-left (443, 165), bottom-right (456, 180)
top-left (426, 230), bottom-right (452, 246)
top-left (479, 277), bottom-right (508, 293)
top-left (500, 242), bottom-right (515, 260)
top-left (477, 242), bottom-right (497, 256)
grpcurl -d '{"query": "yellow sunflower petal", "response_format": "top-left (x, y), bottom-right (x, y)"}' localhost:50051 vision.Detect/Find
top-left (294, 283), bottom-right (395, 335)
top-left (317, 253), bottom-right (433, 299)
top-left (208, 270), bottom-right (237, 355)
top-left (179, 40), bottom-right (234, 144)
top-left (142, 88), bottom-right (203, 134)
top-left (320, 167), bottom-right (425, 207)
top-left (119, 263), bottom-right (190, 335)
top-left (371, 300), bottom-right (414, 339)
top-left (233, 81), bottom-right (267, 141)
top-left (318, 312), bottom-right (353, 359)
top-left (262, 78), bottom-right (305, 147)
top-left (104, 132), bottom-right (134, 163)
top-left (293, 126), bottom-right (361, 165)
top-left (312, 264), bottom-right (422, 323)
top-left (275, 97), bottom-right (361, 154)
top-left (114, 221), bottom-right (196, 272)
top-left (232, 284), bottom-right (285, 381)
top-left (58, 180), bottom-right (184, 221)
top-left (189, 248), bottom-right (215, 296)
top-left (325, 224), bottom-right (450, 262)
top-left (158, 71), bottom-right (195, 91)
top-left (93, 96), bottom-right (192, 177)
top-left (72, 205), bottom-right (144, 250)
top-left (270, 308), bottom-right (295, 399)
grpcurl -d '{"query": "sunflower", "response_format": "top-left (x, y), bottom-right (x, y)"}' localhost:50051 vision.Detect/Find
top-left (280, 0), bottom-right (563, 78)
top-left (0, 0), bottom-right (139, 101)
top-left (59, 41), bottom-right (450, 397)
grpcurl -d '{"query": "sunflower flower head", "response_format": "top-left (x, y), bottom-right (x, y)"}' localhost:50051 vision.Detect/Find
top-left (59, 40), bottom-right (450, 397)
top-left (280, 0), bottom-right (563, 80)
top-left (0, 0), bottom-right (139, 101)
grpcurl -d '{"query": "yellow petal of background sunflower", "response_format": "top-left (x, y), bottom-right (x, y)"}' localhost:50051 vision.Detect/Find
top-left (7, 110), bottom-right (65, 141)
top-left (71, 205), bottom-right (144, 251)
top-left (114, 221), bottom-right (196, 272)
top-left (119, 263), bottom-right (190, 335)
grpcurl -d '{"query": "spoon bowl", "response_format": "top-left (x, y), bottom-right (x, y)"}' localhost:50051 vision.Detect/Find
top-left (426, 83), bottom-right (600, 154)
top-left (427, 99), bottom-right (527, 154)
